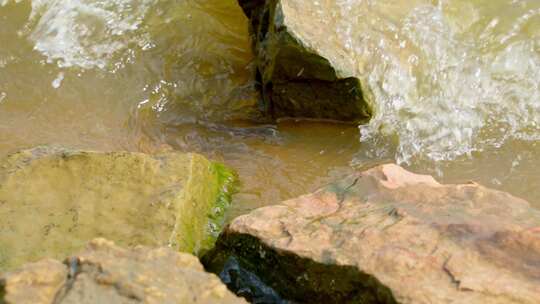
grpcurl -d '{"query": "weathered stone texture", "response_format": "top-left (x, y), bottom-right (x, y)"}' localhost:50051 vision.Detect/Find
top-left (1, 239), bottom-right (246, 304)
top-left (0, 146), bottom-right (236, 270)
top-left (207, 164), bottom-right (540, 303)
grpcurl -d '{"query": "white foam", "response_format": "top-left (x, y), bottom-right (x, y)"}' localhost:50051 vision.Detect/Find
top-left (27, 0), bottom-right (154, 69)
top-left (335, 1), bottom-right (540, 163)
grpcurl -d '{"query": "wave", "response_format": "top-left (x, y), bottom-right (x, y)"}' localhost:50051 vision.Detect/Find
top-left (25, 0), bottom-right (154, 69)
top-left (336, 0), bottom-right (540, 163)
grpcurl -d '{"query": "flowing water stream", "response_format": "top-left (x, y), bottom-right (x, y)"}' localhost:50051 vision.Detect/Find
top-left (0, 0), bottom-right (539, 223)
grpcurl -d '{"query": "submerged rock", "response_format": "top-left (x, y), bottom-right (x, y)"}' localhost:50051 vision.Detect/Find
top-left (0, 238), bottom-right (246, 304)
top-left (0, 146), bottom-right (236, 270)
top-left (205, 164), bottom-right (540, 303)
top-left (238, 0), bottom-right (371, 121)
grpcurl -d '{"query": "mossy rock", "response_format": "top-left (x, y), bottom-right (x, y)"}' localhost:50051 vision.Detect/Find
top-left (0, 146), bottom-right (236, 270)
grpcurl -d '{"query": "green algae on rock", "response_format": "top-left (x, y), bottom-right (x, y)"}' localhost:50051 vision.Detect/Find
top-left (0, 146), bottom-right (236, 271)
top-left (0, 238), bottom-right (246, 304)
top-left (205, 164), bottom-right (540, 304)
top-left (238, 0), bottom-right (371, 122)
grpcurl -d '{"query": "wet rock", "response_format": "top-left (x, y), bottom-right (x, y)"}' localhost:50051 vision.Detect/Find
top-left (0, 146), bottom-right (236, 270)
top-left (0, 238), bottom-right (246, 304)
top-left (238, 0), bottom-right (371, 122)
top-left (205, 164), bottom-right (540, 303)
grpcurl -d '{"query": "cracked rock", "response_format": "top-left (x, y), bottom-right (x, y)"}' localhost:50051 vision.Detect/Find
top-left (204, 164), bottom-right (540, 303)
top-left (0, 238), bottom-right (246, 304)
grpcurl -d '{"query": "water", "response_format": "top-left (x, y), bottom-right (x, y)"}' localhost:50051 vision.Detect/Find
top-left (0, 0), bottom-right (539, 225)
top-left (339, 0), bottom-right (540, 164)
top-left (338, 0), bottom-right (540, 206)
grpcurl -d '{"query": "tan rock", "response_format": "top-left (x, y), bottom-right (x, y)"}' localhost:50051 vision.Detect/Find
top-left (206, 164), bottom-right (540, 303)
top-left (0, 259), bottom-right (67, 304)
top-left (1, 239), bottom-right (246, 304)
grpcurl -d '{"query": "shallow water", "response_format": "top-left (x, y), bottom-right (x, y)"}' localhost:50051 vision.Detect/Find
top-left (0, 0), bottom-right (539, 223)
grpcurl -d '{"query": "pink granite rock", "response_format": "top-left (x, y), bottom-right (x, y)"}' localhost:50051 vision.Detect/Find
top-left (206, 164), bottom-right (540, 303)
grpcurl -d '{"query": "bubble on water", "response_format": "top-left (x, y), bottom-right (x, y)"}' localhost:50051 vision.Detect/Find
top-left (491, 178), bottom-right (502, 186)
top-left (51, 72), bottom-right (64, 89)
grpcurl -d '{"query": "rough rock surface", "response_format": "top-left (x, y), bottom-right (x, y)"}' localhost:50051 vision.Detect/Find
top-left (238, 0), bottom-right (371, 121)
top-left (0, 238), bottom-right (246, 304)
top-left (205, 164), bottom-right (540, 303)
top-left (0, 146), bottom-right (235, 270)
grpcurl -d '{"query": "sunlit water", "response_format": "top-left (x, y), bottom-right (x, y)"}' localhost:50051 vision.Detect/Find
top-left (0, 0), bottom-right (539, 226)
top-left (337, 0), bottom-right (540, 160)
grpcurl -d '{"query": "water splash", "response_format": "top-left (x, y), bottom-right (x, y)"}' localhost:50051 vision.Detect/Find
top-left (337, 0), bottom-right (540, 163)
top-left (27, 0), bottom-right (154, 69)
top-left (11, 0), bottom-right (256, 121)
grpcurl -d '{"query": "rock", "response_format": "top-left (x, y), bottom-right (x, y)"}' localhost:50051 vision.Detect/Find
top-left (238, 0), bottom-right (371, 121)
top-left (204, 164), bottom-right (540, 303)
top-left (0, 238), bottom-right (246, 304)
top-left (0, 146), bottom-right (236, 270)
top-left (0, 259), bottom-right (67, 304)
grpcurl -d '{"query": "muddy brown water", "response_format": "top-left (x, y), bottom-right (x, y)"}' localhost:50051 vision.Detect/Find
top-left (0, 0), bottom-right (539, 230)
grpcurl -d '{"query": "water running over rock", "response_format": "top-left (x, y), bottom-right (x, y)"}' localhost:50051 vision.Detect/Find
top-left (341, 1), bottom-right (540, 164)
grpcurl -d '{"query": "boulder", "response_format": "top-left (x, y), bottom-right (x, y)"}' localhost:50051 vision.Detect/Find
top-left (205, 164), bottom-right (540, 303)
top-left (238, 0), bottom-right (371, 121)
top-left (0, 238), bottom-right (246, 304)
top-left (0, 146), bottom-right (236, 270)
